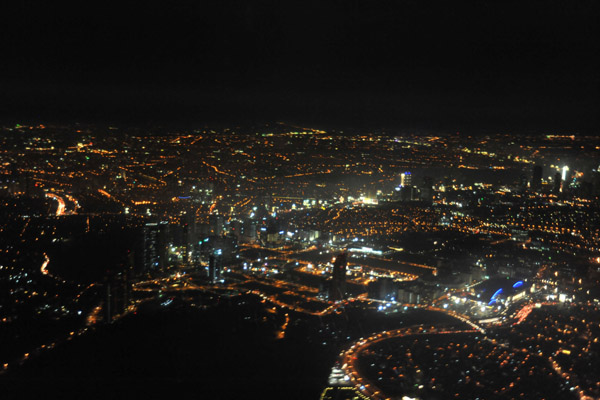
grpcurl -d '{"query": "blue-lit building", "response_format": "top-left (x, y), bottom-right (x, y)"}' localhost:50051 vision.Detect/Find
top-left (473, 278), bottom-right (530, 307)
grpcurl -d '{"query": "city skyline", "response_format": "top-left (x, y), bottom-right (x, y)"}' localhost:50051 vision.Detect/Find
top-left (1, 123), bottom-right (599, 398)
top-left (1, 1), bottom-right (600, 399)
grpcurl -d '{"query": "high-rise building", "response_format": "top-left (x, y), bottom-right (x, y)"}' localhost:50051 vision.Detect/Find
top-left (208, 254), bottom-right (221, 282)
top-left (200, 235), bottom-right (239, 265)
top-left (592, 169), bottom-right (600, 197)
top-left (104, 264), bottom-right (132, 323)
top-left (367, 277), bottom-right (397, 301)
top-left (329, 252), bottom-right (347, 301)
top-left (229, 219), bottom-right (242, 239)
top-left (242, 219), bottom-right (257, 243)
top-left (561, 166), bottom-right (571, 193)
top-left (531, 165), bottom-right (543, 191)
top-left (209, 214), bottom-right (224, 236)
top-left (518, 173), bottom-right (528, 192)
top-left (420, 176), bottom-right (434, 202)
top-left (183, 213), bottom-right (197, 263)
top-left (553, 172), bottom-right (562, 194)
top-left (400, 172), bottom-right (412, 187)
top-left (142, 222), bottom-right (168, 270)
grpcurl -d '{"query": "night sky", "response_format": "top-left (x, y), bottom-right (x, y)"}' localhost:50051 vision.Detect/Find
top-left (1, 0), bottom-right (599, 132)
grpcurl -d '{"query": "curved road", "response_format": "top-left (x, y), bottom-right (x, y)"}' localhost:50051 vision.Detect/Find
top-left (334, 307), bottom-right (485, 400)
top-left (339, 326), bottom-right (479, 400)
top-left (46, 192), bottom-right (66, 216)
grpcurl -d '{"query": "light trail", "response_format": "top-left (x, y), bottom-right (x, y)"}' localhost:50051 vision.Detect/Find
top-left (202, 161), bottom-right (234, 177)
top-left (45, 192), bottom-right (66, 216)
top-left (97, 189), bottom-right (111, 198)
top-left (276, 313), bottom-right (290, 339)
top-left (40, 254), bottom-right (50, 275)
top-left (63, 194), bottom-right (80, 213)
top-left (86, 305), bottom-right (103, 326)
top-left (512, 303), bottom-right (535, 325)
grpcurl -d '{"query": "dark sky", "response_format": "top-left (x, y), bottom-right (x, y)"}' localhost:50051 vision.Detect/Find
top-left (1, 0), bottom-right (599, 132)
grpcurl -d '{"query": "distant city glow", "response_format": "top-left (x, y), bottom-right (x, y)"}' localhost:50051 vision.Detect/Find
top-left (1, 123), bottom-right (598, 400)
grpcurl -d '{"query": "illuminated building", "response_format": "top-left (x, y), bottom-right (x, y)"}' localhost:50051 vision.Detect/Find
top-left (142, 222), bottom-right (168, 270)
top-left (200, 235), bottom-right (239, 265)
top-left (560, 166), bottom-right (571, 192)
top-left (561, 165), bottom-right (569, 181)
top-left (400, 172), bottom-right (412, 187)
top-left (245, 221), bottom-right (258, 242)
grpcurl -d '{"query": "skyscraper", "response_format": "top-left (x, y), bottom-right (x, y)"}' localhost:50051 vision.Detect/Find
top-left (531, 165), bottom-right (543, 191)
top-left (329, 252), bottom-right (347, 301)
top-left (553, 172), bottom-right (562, 194)
top-left (208, 254), bottom-right (221, 283)
top-left (518, 173), bottom-right (528, 192)
top-left (183, 213), bottom-right (197, 263)
top-left (400, 172), bottom-right (412, 187)
top-left (209, 214), bottom-right (224, 236)
top-left (420, 176), bottom-right (434, 203)
top-left (142, 222), bottom-right (168, 270)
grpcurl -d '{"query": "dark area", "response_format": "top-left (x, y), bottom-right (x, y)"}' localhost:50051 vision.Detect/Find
top-left (1, 292), bottom-right (460, 399)
top-left (2, 297), bottom-right (328, 399)
top-left (48, 228), bottom-right (138, 283)
top-left (1, 0), bottom-right (599, 131)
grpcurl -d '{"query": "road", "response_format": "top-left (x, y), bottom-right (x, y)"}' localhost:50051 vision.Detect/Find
top-left (40, 254), bottom-right (50, 275)
top-left (338, 326), bottom-right (480, 400)
top-left (45, 192), bottom-right (66, 216)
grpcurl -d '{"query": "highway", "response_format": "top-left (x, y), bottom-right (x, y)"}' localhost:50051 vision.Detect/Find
top-left (45, 192), bottom-right (80, 216)
top-left (338, 326), bottom-right (480, 400)
top-left (45, 192), bottom-right (66, 216)
top-left (327, 304), bottom-right (485, 399)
